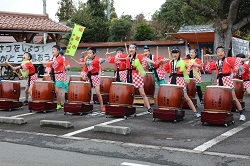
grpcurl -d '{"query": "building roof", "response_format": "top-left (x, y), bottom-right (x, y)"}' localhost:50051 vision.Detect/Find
top-left (166, 24), bottom-right (214, 43)
top-left (167, 24), bottom-right (242, 43)
top-left (0, 11), bottom-right (72, 33)
top-left (178, 24), bottom-right (214, 33)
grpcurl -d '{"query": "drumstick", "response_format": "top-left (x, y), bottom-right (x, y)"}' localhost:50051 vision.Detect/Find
top-left (168, 47), bottom-right (171, 58)
top-left (5, 62), bottom-right (23, 79)
top-left (106, 48), bottom-right (109, 58)
top-left (204, 54), bottom-right (216, 57)
top-left (106, 51), bottom-right (116, 55)
top-left (156, 46), bottom-right (158, 60)
top-left (125, 43), bottom-right (128, 54)
top-left (201, 49), bottom-right (206, 75)
top-left (70, 57), bottom-right (81, 65)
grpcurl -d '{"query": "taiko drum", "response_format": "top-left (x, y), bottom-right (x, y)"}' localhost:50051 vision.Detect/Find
top-left (109, 82), bottom-right (135, 106)
top-left (157, 84), bottom-right (184, 109)
top-left (0, 80), bottom-right (20, 101)
top-left (204, 86), bottom-right (232, 112)
top-left (186, 78), bottom-right (196, 98)
top-left (134, 72), bottom-right (155, 97)
top-left (69, 75), bottom-right (85, 82)
top-left (32, 81), bottom-right (55, 102)
top-left (67, 81), bottom-right (92, 103)
top-left (232, 79), bottom-right (244, 100)
top-left (100, 76), bottom-right (115, 94)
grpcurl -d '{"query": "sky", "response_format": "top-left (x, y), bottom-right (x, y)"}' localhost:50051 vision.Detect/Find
top-left (0, 0), bottom-right (166, 21)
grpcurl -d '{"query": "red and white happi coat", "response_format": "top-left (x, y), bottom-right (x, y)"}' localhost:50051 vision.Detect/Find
top-left (234, 63), bottom-right (250, 89)
top-left (205, 57), bottom-right (242, 88)
top-left (164, 59), bottom-right (188, 90)
top-left (126, 54), bottom-right (147, 88)
top-left (53, 55), bottom-right (67, 82)
top-left (186, 58), bottom-right (202, 84)
top-left (106, 54), bottom-right (127, 82)
top-left (145, 54), bottom-right (166, 81)
top-left (21, 61), bottom-right (38, 86)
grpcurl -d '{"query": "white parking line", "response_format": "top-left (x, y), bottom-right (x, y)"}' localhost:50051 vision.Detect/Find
top-left (62, 111), bottom-right (149, 137)
top-left (193, 121), bottom-right (250, 152)
top-left (121, 162), bottom-right (149, 166)
top-left (11, 113), bottom-right (35, 118)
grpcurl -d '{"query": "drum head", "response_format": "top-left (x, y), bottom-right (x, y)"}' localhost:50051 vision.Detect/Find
top-left (111, 82), bottom-right (134, 86)
top-left (70, 81), bottom-right (91, 84)
top-left (35, 81), bottom-right (54, 83)
top-left (1, 80), bottom-right (20, 83)
top-left (70, 75), bottom-right (83, 78)
top-left (160, 84), bottom-right (183, 88)
top-left (206, 85), bottom-right (232, 90)
top-left (232, 79), bottom-right (243, 82)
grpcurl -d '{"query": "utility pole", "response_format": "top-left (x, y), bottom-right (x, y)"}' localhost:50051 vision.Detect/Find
top-left (43, 0), bottom-right (47, 44)
top-left (107, 0), bottom-right (110, 20)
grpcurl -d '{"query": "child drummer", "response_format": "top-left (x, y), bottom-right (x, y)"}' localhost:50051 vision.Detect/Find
top-left (106, 47), bottom-right (127, 82)
top-left (204, 46), bottom-right (250, 121)
top-left (11, 52), bottom-right (38, 105)
top-left (234, 54), bottom-right (250, 95)
top-left (81, 47), bottom-right (106, 112)
top-left (126, 43), bottom-right (156, 113)
top-left (41, 45), bottom-right (68, 110)
top-left (143, 45), bottom-right (166, 86)
top-left (164, 47), bottom-right (201, 118)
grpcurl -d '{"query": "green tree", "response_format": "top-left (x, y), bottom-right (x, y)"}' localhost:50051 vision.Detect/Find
top-left (154, 0), bottom-right (210, 34)
top-left (134, 21), bottom-right (155, 41)
top-left (56, 0), bottom-right (76, 21)
top-left (70, 0), bottom-right (110, 42)
top-left (109, 19), bottom-right (133, 41)
top-left (101, 0), bottom-right (118, 19)
top-left (151, 12), bottom-right (167, 40)
top-left (183, 0), bottom-right (250, 53)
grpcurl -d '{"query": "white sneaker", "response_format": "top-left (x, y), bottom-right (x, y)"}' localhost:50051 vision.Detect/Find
top-left (239, 115), bottom-right (246, 121)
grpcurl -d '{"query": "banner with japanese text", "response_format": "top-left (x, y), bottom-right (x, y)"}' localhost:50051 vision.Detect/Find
top-left (0, 42), bottom-right (55, 64)
top-left (65, 24), bottom-right (85, 56)
top-left (232, 37), bottom-right (249, 57)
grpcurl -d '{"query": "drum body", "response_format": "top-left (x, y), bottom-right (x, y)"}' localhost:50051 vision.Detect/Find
top-left (0, 80), bottom-right (20, 101)
top-left (109, 82), bottom-right (135, 106)
top-left (32, 81), bottom-right (55, 102)
top-left (232, 79), bottom-right (244, 100)
top-left (157, 84), bottom-right (184, 109)
top-left (186, 78), bottom-right (196, 98)
top-left (69, 75), bottom-right (84, 82)
top-left (135, 72), bottom-right (155, 97)
top-left (100, 76), bottom-right (115, 94)
top-left (204, 86), bottom-right (232, 112)
top-left (67, 81), bottom-right (92, 103)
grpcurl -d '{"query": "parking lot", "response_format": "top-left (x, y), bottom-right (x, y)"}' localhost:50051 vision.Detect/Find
top-left (0, 72), bottom-right (249, 165)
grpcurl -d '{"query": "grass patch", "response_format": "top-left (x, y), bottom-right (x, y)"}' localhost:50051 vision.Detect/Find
top-left (70, 67), bottom-right (82, 72)
top-left (201, 81), bottom-right (212, 92)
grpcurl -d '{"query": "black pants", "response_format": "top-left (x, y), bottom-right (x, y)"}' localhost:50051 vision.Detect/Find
top-left (196, 86), bottom-right (203, 102)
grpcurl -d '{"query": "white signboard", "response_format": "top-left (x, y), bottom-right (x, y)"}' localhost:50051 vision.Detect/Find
top-left (0, 42), bottom-right (56, 64)
top-left (232, 37), bottom-right (249, 57)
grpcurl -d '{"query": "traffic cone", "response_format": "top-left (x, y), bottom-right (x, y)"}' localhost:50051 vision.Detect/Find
top-left (101, 69), bottom-right (105, 76)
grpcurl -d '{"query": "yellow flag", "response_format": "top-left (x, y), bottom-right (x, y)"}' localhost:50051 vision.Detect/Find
top-left (65, 24), bottom-right (85, 56)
